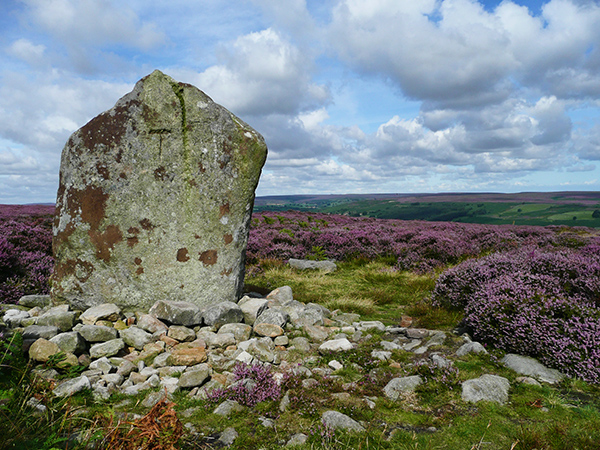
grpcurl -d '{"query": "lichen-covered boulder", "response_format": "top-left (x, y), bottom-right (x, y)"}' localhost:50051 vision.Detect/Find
top-left (51, 70), bottom-right (267, 311)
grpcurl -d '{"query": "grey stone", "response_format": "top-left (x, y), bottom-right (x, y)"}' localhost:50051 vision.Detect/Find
top-left (213, 399), bottom-right (245, 417)
top-left (288, 258), bottom-right (337, 273)
top-left (501, 354), bottom-right (565, 384)
top-left (218, 323), bottom-right (252, 342)
top-left (116, 359), bottom-right (136, 377)
top-left (202, 301), bottom-right (244, 328)
top-left (333, 313), bottom-right (361, 326)
top-left (456, 341), bottom-right (488, 357)
top-left (286, 433), bottom-right (308, 446)
top-left (247, 337), bottom-right (275, 362)
top-left (406, 328), bottom-right (429, 339)
top-left (136, 314), bottom-right (169, 334)
top-left (168, 325), bottom-right (196, 342)
top-left (50, 332), bottom-right (86, 355)
top-left (254, 322), bottom-right (284, 337)
top-left (51, 70), bottom-right (267, 311)
top-left (371, 350), bottom-right (392, 361)
top-left (120, 326), bottom-right (154, 350)
top-left (142, 391), bottom-right (169, 408)
top-left (290, 336), bottom-right (311, 352)
top-left (29, 338), bottom-right (61, 362)
top-left (356, 321), bottom-right (386, 332)
top-left (279, 391), bottom-right (290, 412)
top-left (18, 295), bottom-right (51, 308)
top-left (431, 354), bottom-right (453, 369)
top-left (255, 308), bottom-right (289, 328)
top-left (266, 286), bottom-right (293, 305)
top-left (425, 331), bottom-right (446, 347)
top-left (36, 310), bottom-right (75, 332)
top-left (274, 335), bottom-right (289, 346)
top-left (321, 410), bottom-right (365, 432)
top-left (238, 296), bottom-right (268, 325)
top-left (178, 363), bottom-right (211, 388)
top-left (303, 324), bottom-right (329, 343)
top-left (319, 338), bottom-right (353, 353)
top-left (149, 300), bottom-right (203, 326)
top-left (23, 324), bottom-right (59, 341)
top-left (383, 376), bottom-right (423, 400)
top-left (289, 306), bottom-right (324, 328)
top-left (381, 340), bottom-right (402, 351)
top-left (516, 376), bottom-right (542, 386)
top-left (89, 357), bottom-right (114, 375)
top-left (462, 374), bottom-right (510, 405)
top-left (90, 339), bottom-right (125, 359)
top-left (77, 324), bottom-right (119, 342)
top-left (3, 309), bottom-right (30, 327)
top-left (218, 427), bottom-right (238, 446)
top-left (79, 304), bottom-right (121, 325)
top-left (53, 376), bottom-right (91, 397)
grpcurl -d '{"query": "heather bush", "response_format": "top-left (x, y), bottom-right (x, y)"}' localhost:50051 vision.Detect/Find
top-left (0, 214), bottom-right (54, 304)
top-left (207, 362), bottom-right (284, 407)
top-left (432, 247), bottom-right (600, 382)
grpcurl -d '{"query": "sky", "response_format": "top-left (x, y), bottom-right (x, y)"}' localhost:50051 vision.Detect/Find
top-left (1, 0), bottom-right (600, 204)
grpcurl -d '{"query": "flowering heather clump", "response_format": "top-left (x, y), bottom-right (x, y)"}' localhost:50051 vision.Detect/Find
top-left (207, 362), bottom-right (283, 407)
top-left (432, 246), bottom-right (600, 383)
top-left (0, 208), bottom-right (54, 304)
top-left (247, 211), bottom-right (590, 272)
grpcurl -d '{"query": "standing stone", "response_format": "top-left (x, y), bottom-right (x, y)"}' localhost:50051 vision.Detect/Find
top-left (52, 70), bottom-right (267, 311)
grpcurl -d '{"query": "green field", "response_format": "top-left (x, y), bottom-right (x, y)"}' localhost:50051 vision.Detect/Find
top-left (254, 192), bottom-right (600, 228)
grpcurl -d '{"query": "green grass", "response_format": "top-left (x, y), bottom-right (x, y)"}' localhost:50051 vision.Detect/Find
top-left (2, 256), bottom-right (600, 449)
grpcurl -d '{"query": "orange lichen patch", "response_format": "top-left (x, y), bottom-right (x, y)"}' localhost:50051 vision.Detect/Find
top-left (71, 185), bottom-right (109, 228)
top-left (134, 257), bottom-right (142, 265)
top-left (140, 218), bottom-right (155, 230)
top-left (127, 236), bottom-right (139, 248)
top-left (199, 250), bottom-right (218, 266)
top-left (220, 268), bottom-right (232, 276)
top-left (128, 227), bottom-right (140, 234)
top-left (219, 203), bottom-right (230, 218)
top-left (176, 248), bottom-right (190, 262)
top-left (198, 162), bottom-right (206, 173)
top-left (223, 234), bottom-right (233, 245)
top-left (79, 100), bottom-right (139, 149)
top-left (53, 258), bottom-right (94, 282)
top-left (88, 224), bottom-right (123, 263)
top-left (136, 267), bottom-right (144, 275)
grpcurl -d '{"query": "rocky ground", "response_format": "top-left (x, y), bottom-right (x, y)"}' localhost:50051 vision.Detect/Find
top-left (1, 283), bottom-right (567, 448)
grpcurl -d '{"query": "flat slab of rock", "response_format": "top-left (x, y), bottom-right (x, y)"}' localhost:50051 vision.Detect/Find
top-left (383, 376), bottom-right (423, 400)
top-left (462, 374), bottom-right (510, 404)
top-left (80, 304), bottom-right (121, 325)
top-left (319, 338), bottom-right (354, 353)
top-left (288, 259), bottom-right (337, 273)
top-left (149, 300), bottom-right (203, 326)
top-left (501, 354), bottom-right (565, 384)
top-left (51, 70), bottom-right (267, 311)
top-left (321, 410), bottom-right (365, 432)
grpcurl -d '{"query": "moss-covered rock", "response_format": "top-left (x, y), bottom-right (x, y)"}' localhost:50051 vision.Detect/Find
top-left (52, 70), bottom-right (267, 311)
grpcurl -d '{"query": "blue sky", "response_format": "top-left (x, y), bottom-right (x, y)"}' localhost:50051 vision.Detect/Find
top-left (1, 0), bottom-right (600, 204)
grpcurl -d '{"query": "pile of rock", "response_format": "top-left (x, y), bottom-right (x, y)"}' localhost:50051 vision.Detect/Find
top-left (1, 285), bottom-right (566, 446)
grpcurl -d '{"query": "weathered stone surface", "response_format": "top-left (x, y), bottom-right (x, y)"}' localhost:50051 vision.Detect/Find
top-left (255, 308), bottom-right (289, 328)
top-left (18, 295), bottom-right (51, 308)
top-left (218, 322), bottom-right (252, 342)
top-left (289, 259), bottom-right (337, 273)
top-left (383, 376), bottom-right (423, 400)
top-left (254, 323), bottom-right (284, 338)
top-left (202, 301), bottom-right (244, 328)
top-left (168, 325), bottom-right (196, 342)
top-left (456, 341), bottom-right (488, 357)
top-left (136, 313), bottom-right (169, 334)
top-left (321, 410), bottom-right (365, 432)
top-left (89, 339), bottom-right (125, 359)
top-left (80, 304), bottom-right (121, 325)
top-left (238, 296), bottom-right (268, 325)
top-left (266, 286), bottom-right (293, 305)
top-left (23, 325), bottom-right (60, 341)
top-left (77, 324), bottom-right (119, 342)
top-left (36, 309), bottom-right (76, 332)
top-left (29, 338), bottom-right (61, 362)
top-left (120, 326), bottom-right (154, 350)
top-left (52, 70), bottom-right (267, 311)
top-left (319, 338), bottom-right (354, 353)
top-left (168, 347), bottom-right (207, 366)
top-left (501, 354), bottom-right (565, 384)
top-left (178, 363), bottom-right (211, 388)
top-left (50, 332), bottom-right (86, 355)
top-left (149, 300), bottom-right (203, 326)
top-left (462, 374), bottom-right (510, 404)
top-left (53, 376), bottom-right (91, 398)
top-left (213, 399), bottom-right (244, 416)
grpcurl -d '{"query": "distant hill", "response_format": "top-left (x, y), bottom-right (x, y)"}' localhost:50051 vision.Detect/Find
top-left (254, 191), bottom-right (600, 228)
